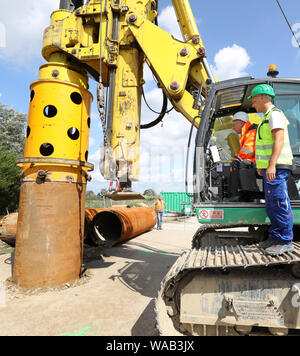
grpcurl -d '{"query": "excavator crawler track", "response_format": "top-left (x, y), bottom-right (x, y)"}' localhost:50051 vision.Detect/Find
top-left (156, 224), bottom-right (300, 336)
top-left (171, 242), bottom-right (300, 272)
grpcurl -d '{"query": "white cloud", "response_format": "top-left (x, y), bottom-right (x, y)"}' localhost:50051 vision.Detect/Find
top-left (0, 23), bottom-right (6, 48)
top-left (89, 136), bottom-right (95, 149)
top-left (0, 0), bottom-right (57, 65)
top-left (211, 44), bottom-right (251, 80)
top-left (143, 62), bottom-right (155, 84)
top-left (157, 5), bottom-right (183, 41)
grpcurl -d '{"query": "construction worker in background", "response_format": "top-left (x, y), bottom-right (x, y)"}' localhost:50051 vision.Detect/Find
top-left (228, 111), bottom-right (258, 201)
top-left (154, 195), bottom-right (167, 230)
top-left (249, 84), bottom-right (294, 256)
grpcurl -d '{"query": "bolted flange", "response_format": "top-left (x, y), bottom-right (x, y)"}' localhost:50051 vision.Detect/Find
top-left (36, 169), bottom-right (49, 184)
top-left (180, 48), bottom-right (189, 57)
top-left (51, 69), bottom-right (60, 78)
top-left (192, 36), bottom-right (200, 44)
top-left (128, 14), bottom-right (138, 23)
top-left (170, 81), bottom-right (180, 91)
top-left (197, 47), bottom-right (206, 57)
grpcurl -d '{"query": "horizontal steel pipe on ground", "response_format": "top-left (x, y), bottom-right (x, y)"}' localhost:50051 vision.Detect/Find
top-left (90, 207), bottom-right (157, 246)
top-left (1, 206), bottom-right (157, 250)
top-left (0, 213), bottom-right (18, 246)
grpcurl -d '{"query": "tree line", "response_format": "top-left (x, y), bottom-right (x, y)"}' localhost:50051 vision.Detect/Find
top-left (0, 103), bottom-right (26, 215)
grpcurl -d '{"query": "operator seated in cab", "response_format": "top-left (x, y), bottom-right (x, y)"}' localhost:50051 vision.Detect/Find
top-left (228, 111), bottom-right (260, 202)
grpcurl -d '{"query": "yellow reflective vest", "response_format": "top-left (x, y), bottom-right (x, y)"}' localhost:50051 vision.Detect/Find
top-left (155, 200), bottom-right (166, 212)
top-left (255, 107), bottom-right (293, 170)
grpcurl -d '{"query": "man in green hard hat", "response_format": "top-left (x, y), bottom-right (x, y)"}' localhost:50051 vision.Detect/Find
top-left (248, 84), bottom-right (294, 256)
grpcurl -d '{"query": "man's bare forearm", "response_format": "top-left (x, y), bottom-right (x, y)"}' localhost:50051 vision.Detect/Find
top-left (266, 129), bottom-right (284, 181)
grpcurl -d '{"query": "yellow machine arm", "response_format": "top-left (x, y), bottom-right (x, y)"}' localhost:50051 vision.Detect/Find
top-left (41, 0), bottom-right (215, 192)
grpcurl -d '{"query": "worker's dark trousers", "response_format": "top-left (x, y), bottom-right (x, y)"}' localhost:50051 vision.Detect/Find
top-left (262, 169), bottom-right (293, 244)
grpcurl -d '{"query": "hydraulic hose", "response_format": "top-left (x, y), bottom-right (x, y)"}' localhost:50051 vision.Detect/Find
top-left (140, 91), bottom-right (168, 129)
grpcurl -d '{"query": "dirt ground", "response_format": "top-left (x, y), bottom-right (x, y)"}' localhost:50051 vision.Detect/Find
top-left (0, 216), bottom-right (199, 336)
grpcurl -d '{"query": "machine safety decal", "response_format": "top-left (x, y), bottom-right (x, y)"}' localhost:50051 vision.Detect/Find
top-left (199, 210), bottom-right (224, 220)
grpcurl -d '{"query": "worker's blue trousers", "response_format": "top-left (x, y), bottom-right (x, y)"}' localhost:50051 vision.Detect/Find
top-left (262, 169), bottom-right (293, 244)
top-left (156, 212), bottom-right (164, 229)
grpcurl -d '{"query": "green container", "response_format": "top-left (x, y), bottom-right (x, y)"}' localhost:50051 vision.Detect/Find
top-left (161, 192), bottom-right (193, 215)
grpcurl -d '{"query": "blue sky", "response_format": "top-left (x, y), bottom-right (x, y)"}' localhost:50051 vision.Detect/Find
top-left (0, 0), bottom-right (300, 195)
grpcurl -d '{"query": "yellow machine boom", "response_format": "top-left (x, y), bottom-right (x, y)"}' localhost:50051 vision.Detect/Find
top-left (43, 0), bottom-right (213, 189)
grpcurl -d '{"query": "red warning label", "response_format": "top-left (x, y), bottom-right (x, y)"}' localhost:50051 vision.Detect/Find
top-left (199, 210), bottom-right (224, 220)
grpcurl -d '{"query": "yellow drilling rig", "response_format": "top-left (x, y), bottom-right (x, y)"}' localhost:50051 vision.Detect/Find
top-left (13, 0), bottom-right (300, 336)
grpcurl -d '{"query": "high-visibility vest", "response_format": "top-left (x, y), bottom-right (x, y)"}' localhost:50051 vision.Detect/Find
top-left (155, 200), bottom-right (166, 212)
top-left (238, 121), bottom-right (257, 163)
top-left (255, 107), bottom-right (293, 170)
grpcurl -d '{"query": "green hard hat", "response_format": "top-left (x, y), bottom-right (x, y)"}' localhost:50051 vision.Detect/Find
top-left (248, 84), bottom-right (275, 101)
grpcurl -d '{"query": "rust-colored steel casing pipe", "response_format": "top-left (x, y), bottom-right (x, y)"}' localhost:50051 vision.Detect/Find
top-left (88, 207), bottom-right (157, 246)
top-left (85, 206), bottom-right (127, 245)
top-left (3, 206), bottom-right (156, 262)
top-left (0, 213), bottom-right (18, 246)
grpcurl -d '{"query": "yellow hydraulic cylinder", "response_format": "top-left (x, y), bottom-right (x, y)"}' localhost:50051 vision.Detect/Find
top-left (172, 0), bottom-right (203, 44)
top-left (13, 53), bottom-right (93, 289)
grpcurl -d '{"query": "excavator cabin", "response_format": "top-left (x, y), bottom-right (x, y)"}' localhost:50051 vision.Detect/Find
top-left (156, 77), bottom-right (300, 338)
top-left (193, 77), bottom-right (300, 226)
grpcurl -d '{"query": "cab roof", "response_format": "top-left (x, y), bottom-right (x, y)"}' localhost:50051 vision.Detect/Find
top-left (210, 77), bottom-right (300, 118)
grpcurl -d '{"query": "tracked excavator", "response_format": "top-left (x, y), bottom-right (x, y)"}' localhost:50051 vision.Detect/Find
top-left (14, 0), bottom-right (300, 334)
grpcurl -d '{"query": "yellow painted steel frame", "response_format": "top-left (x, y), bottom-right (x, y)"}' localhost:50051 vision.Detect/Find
top-left (41, 0), bottom-right (211, 184)
top-left (128, 18), bottom-right (207, 122)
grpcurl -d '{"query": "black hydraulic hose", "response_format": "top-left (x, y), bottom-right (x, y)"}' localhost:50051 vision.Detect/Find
top-left (71, 0), bottom-right (84, 9)
top-left (154, 0), bottom-right (159, 26)
top-left (140, 91), bottom-right (168, 129)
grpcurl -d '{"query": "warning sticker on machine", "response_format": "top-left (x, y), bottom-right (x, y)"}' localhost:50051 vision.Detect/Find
top-left (199, 210), bottom-right (224, 220)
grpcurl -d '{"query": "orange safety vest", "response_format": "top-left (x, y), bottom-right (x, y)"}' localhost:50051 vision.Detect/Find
top-left (238, 121), bottom-right (257, 163)
top-left (155, 200), bottom-right (166, 212)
